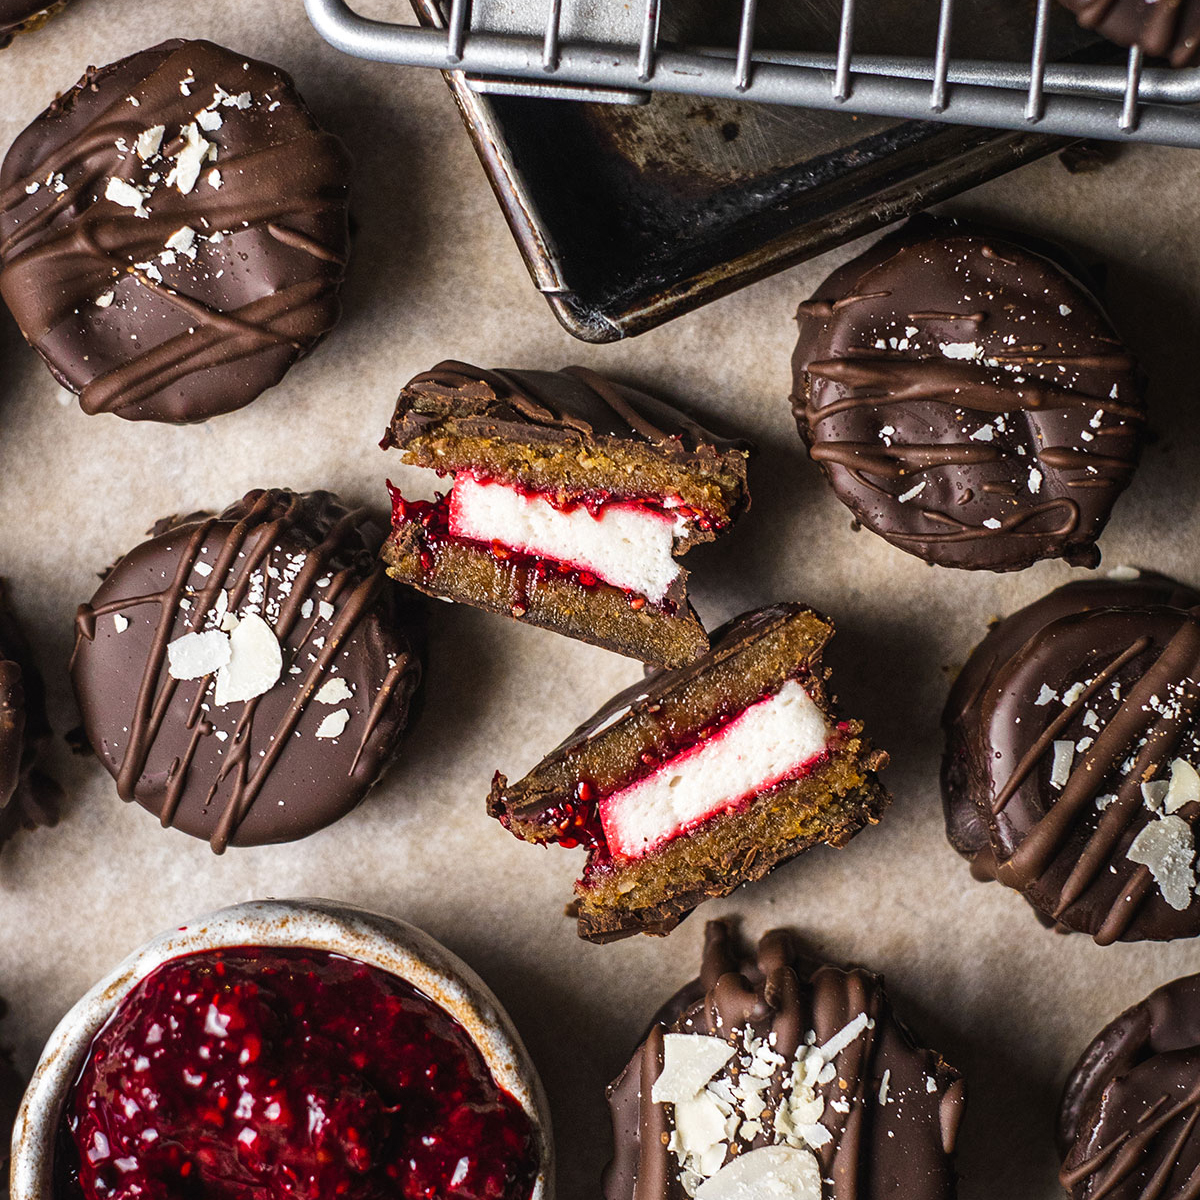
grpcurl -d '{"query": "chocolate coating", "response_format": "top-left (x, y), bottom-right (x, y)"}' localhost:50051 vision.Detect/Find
top-left (0, 577), bottom-right (58, 846)
top-left (605, 920), bottom-right (964, 1200)
top-left (1059, 972), bottom-right (1200, 1198)
top-left (791, 218), bottom-right (1144, 571)
top-left (71, 489), bottom-right (422, 851)
top-left (0, 0), bottom-right (64, 46)
top-left (942, 571), bottom-right (1200, 943)
top-left (387, 361), bottom-right (751, 469)
top-left (0, 39), bottom-right (351, 423)
top-left (1058, 0), bottom-right (1200, 66)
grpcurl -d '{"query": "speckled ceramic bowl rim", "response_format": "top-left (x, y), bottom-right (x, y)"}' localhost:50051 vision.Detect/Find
top-left (10, 897), bottom-right (554, 1200)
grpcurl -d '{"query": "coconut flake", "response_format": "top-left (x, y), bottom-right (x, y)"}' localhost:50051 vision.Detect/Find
top-left (213, 614), bottom-right (282, 705)
top-left (695, 1146), bottom-right (822, 1200)
top-left (135, 125), bottom-right (165, 161)
top-left (166, 630), bottom-right (231, 680)
top-left (653, 1036), bottom-right (737, 1105)
top-left (315, 677), bottom-right (353, 705)
top-left (1165, 760), bottom-right (1200, 814)
top-left (169, 123), bottom-right (212, 195)
top-left (1050, 741), bottom-right (1075, 789)
top-left (314, 710), bottom-right (351, 740)
top-left (1128, 815), bottom-right (1196, 910)
top-left (104, 177), bottom-right (151, 218)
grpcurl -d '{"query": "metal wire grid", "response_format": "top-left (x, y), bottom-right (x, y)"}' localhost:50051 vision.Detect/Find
top-left (306, 0), bottom-right (1200, 147)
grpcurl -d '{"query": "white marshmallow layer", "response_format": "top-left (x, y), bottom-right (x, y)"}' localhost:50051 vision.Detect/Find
top-left (599, 679), bottom-right (831, 861)
top-left (446, 474), bottom-right (683, 603)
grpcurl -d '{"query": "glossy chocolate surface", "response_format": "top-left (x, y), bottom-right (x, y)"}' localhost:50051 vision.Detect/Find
top-left (791, 218), bottom-right (1144, 571)
top-left (387, 360), bottom-right (751, 470)
top-left (0, 39), bottom-right (350, 423)
top-left (1059, 972), bottom-right (1200, 1198)
top-left (71, 489), bottom-right (422, 851)
top-left (605, 920), bottom-right (963, 1200)
top-left (942, 571), bottom-right (1200, 943)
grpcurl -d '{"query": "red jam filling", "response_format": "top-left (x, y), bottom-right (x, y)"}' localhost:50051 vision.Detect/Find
top-left (57, 947), bottom-right (539, 1200)
top-left (504, 675), bottom-right (848, 883)
top-left (386, 475), bottom-right (722, 615)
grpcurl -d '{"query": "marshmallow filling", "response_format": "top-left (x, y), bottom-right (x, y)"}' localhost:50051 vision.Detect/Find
top-left (598, 679), bottom-right (832, 861)
top-left (397, 473), bottom-right (688, 604)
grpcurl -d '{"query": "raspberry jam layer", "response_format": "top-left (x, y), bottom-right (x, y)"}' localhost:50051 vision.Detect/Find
top-left (57, 946), bottom-right (539, 1200)
top-left (388, 474), bottom-right (716, 609)
top-left (513, 676), bottom-right (839, 877)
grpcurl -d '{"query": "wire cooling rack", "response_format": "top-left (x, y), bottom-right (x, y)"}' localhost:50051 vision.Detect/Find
top-left (306, 0), bottom-right (1200, 147)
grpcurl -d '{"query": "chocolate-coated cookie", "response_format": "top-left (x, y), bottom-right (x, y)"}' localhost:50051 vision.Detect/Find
top-left (791, 219), bottom-right (1144, 571)
top-left (0, 39), bottom-right (350, 423)
top-left (71, 489), bottom-right (422, 851)
top-left (942, 570), bottom-right (1200, 943)
top-left (0, 0), bottom-right (67, 47)
top-left (1058, 0), bottom-right (1200, 67)
top-left (1059, 972), bottom-right (1200, 1198)
top-left (605, 920), bottom-right (964, 1200)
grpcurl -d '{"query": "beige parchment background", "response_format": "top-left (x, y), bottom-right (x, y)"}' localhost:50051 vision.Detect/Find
top-left (2, 2), bottom-right (1200, 1196)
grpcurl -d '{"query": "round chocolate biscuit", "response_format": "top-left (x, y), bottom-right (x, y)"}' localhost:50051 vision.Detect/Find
top-left (71, 489), bottom-right (423, 851)
top-left (0, 39), bottom-right (351, 423)
top-left (1059, 973), bottom-right (1200, 1199)
top-left (791, 218), bottom-right (1145, 571)
top-left (605, 920), bottom-right (964, 1200)
top-left (1058, 0), bottom-right (1200, 67)
top-left (942, 570), bottom-right (1200, 944)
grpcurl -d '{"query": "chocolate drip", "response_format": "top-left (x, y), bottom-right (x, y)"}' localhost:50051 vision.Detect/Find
top-left (0, 40), bottom-right (351, 423)
top-left (942, 573), bottom-right (1200, 943)
top-left (70, 489), bottom-right (422, 850)
top-left (603, 921), bottom-right (963, 1200)
top-left (1060, 973), bottom-right (1200, 1198)
top-left (791, 218), bottom-right (1144, 572)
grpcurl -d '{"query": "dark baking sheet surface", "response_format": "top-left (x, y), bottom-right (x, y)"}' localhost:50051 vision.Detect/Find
top-left (423, 0), bottom-right (1103, 340)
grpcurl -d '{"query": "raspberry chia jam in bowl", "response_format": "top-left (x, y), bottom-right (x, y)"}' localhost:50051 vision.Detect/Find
top-left (10, 899), bottom-right (553, 1200)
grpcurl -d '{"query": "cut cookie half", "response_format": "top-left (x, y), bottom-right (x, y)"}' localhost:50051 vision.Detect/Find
top-left (488, 604), bottom-right (890, 941)
top-left (381, 361), bottom-right (750, 668)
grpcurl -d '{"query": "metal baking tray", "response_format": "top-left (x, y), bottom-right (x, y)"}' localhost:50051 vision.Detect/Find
top-left (410, 0), bottom-right (1107, 342)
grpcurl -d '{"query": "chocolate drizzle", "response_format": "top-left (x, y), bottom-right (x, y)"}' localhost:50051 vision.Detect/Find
top-left (1057, 0), bottom-right (1200, 66)
top-left (942, 572), bottom-right (1200, 943)
top-left (790, 218), bottom-right (1144, 571)
top-left (1059, 973), bottom-right (1200, 1199)
top-left (70, 489), bottom-right (422, 851)
top-left (604, 921), bottom-right (963, 1200)
top-left (0, 40), bottom-right (351, 423)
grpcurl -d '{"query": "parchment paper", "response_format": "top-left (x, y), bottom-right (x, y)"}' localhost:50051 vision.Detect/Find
top-left (2, 3), bottom-right (1200, 1196)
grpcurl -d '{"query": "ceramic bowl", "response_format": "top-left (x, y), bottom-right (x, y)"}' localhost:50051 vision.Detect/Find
top-left (10, 897), bottom-right (554, 1199)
